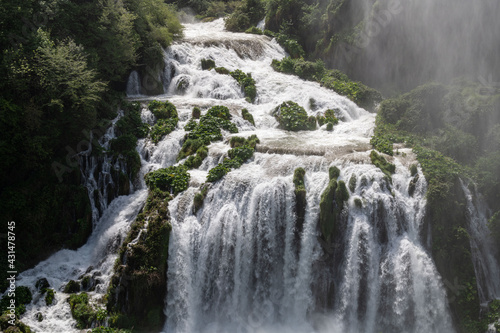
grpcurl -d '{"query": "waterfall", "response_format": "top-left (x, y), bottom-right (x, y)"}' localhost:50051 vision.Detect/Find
top-left (461, 181), bottom-right (500, 303)
top-left (126, 70), bottom-right (142, 97)
top-left (14, 18), bottom-right (458, 332)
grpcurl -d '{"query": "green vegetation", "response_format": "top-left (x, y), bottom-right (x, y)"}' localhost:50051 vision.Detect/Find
top-left (0, 0), bottom-right (182, 288)
top-left (370, 151), bottom-right (395, 179)
top-left (242, 108), bottom-right (255, 126)
top-left (201, 58), bottom-right (216, 70)
top-left (293, 168), bottom-right (307, 233)
top-left (147, 100), bottom-right (179, 144)
top-left (107, 148), bottom-right (181, 331)
top-left (200, 61), bottom-right (257, 102)
top-left (319, 166), bottom-right (349, 242)
top-left (145, 165), bottom-right (190, 194)
top-left (370, 79), bottom-right (500, 331)
top-left (45, 289), bottom-right (55, 306)
top-left (68, 292), bottom-right (107, 329)
top-left (224, 0), bottom-right (265, 32)
top-left (274, 101), bottom-right (316, 131)
top-left (192, 107), bottom-right (201, 119)
top-left (206, 136), bottom-right (259, 182)
top-left (271, 57), bottom-right (381, 110)
top-left (0, 286), bottom-right (32, 317)
top-left (64, 280), bottom-right (81, 294)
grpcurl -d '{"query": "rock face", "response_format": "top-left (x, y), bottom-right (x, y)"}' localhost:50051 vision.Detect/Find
top-left (319, 166), bottom-right (349, 243)
top-left (106, 189), bottom-right (171, 332)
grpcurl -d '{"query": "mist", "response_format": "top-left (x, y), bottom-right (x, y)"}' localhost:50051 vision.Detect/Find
top-left (328, 0), bottom-right (500, 93)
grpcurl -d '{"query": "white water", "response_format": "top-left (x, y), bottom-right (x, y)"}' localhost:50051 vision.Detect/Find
top-left (16, 18), bottom-right (457, 332)
top-left (461, 181), bottom-right (500, 304)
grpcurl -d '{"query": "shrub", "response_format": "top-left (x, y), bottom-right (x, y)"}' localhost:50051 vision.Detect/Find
top-left (144, 165), bottom-right (190, 194)
top-left (184, 119), bottom-right (197, 131)
top-left (110, 134), bottom-right (137, 155)
top-left (228, 145), bottom-right (254, 163)
top-left (274, 101), bottom-right (315, 131)
top-left (207, 163), bottom-right (230, 182)
top-left (206, 105), bottom-right (232, 120)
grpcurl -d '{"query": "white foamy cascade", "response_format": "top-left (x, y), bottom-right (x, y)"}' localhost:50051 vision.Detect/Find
top-left (16, 18), bottom-right (457, 333)
top-left (126, 70), bottom-right (142, 97)
top-left (460, 180), bottom-right (500, 303)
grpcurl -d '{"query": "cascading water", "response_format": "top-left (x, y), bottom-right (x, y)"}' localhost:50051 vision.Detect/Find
top-left (461, 181), bottom-right (500, 304)
top-left (14, 18), bottom-right (458, 332)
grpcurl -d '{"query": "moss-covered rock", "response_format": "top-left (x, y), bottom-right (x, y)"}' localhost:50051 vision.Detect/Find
top-left (241, 108), bottom-right (255, 126)
top-left (144, 165), bottom-right (190, 194)
top-left (319, 172), bottom-right (349, 242)
top-left (370, 150), bottom-right (395, 179)
top-left (106, 182), bottom-right (173, 332)
top-left (274, 101), bottom-right (316, 131)
top-left (64, 280), bottom-right (81, 294)
top-left (192, 107), bottom-right (201, 119)
top-left (329, 166), bottom-right (340, 180)
top-left (293, 168), bottom-right (307, 238)
top-left (201, 58), bottom-right (216, 70)
top-left (348, 175), bottom-right (357, 192)
top-left (45, 289), bottom-right (55, 306)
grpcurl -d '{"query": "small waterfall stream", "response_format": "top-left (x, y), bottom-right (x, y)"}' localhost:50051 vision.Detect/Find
top-left (12, 18), bottom-right (483, 333)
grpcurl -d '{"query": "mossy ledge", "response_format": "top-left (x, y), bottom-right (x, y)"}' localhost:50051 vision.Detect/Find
top-left (319, 166), bottom-right (349, 242)
top-left (106, 165), bottom-right (189, 331)
top-left (293, 168), bottom-right (307, 241)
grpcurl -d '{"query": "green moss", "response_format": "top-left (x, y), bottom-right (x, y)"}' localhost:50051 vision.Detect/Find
top-left (242, 108), bottom-right (255, 126)
top-left (150, 118), bottom-right (178, 144)
top-left (410, 164), bottom-right (418, 177)
top-left (68, 292), bottom-right (104, 329)
top-left (326, 123), bottom-right (333, 131)
top-left (272, 57), bottom-right (381, 110)
top-left (64, 280), bottom-right (81, 294)
top-left (45, 289), bottom-right (55, 306)
top-left (329, 166), bottom-right (340, 180)
top-left (245, 26), bottom-right (263, 35)
top-left (207, 105), bottom-right (232, 120)
top-left (178, 138), bottom-right (204, 161)
top-left (230, 70), bottom-right (257, 102)
top-left (319, 179), bottom-right (337, 242)
top-left (207, 163), bottom-right (230, 183)
top-left (144, 165), bottom-right (190, 194)
top-left (184, 119), bottom-right (197, 131)
top-left (316, 115), bottom-right (326, 126)
top-left (106, 184), bottom-right (171, 332)
top-left (293, 168), bottom-right (307, 233)
top-left (215, 67), bottom-right (230, 75)
top-left (370, 151), bottom-right (396, 179)
top-left (274, 101), bottom-right (315, 131)
top-left (147, 100), bottom-right (178, 120)
top-left (354, 197), bottom-right (363, 208)
top-left (348, 175), bottom-right (357, 192)
top-left (193, 185), bottom-right (209, 214)
top-left (183, 146), bottom-right (208, 170)
top-left (192, 107), bottom-right (201, 119)
top-left (201, 58), bottom-right (216, 70)
top-left (207, 136), bottom-right (259, 183)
